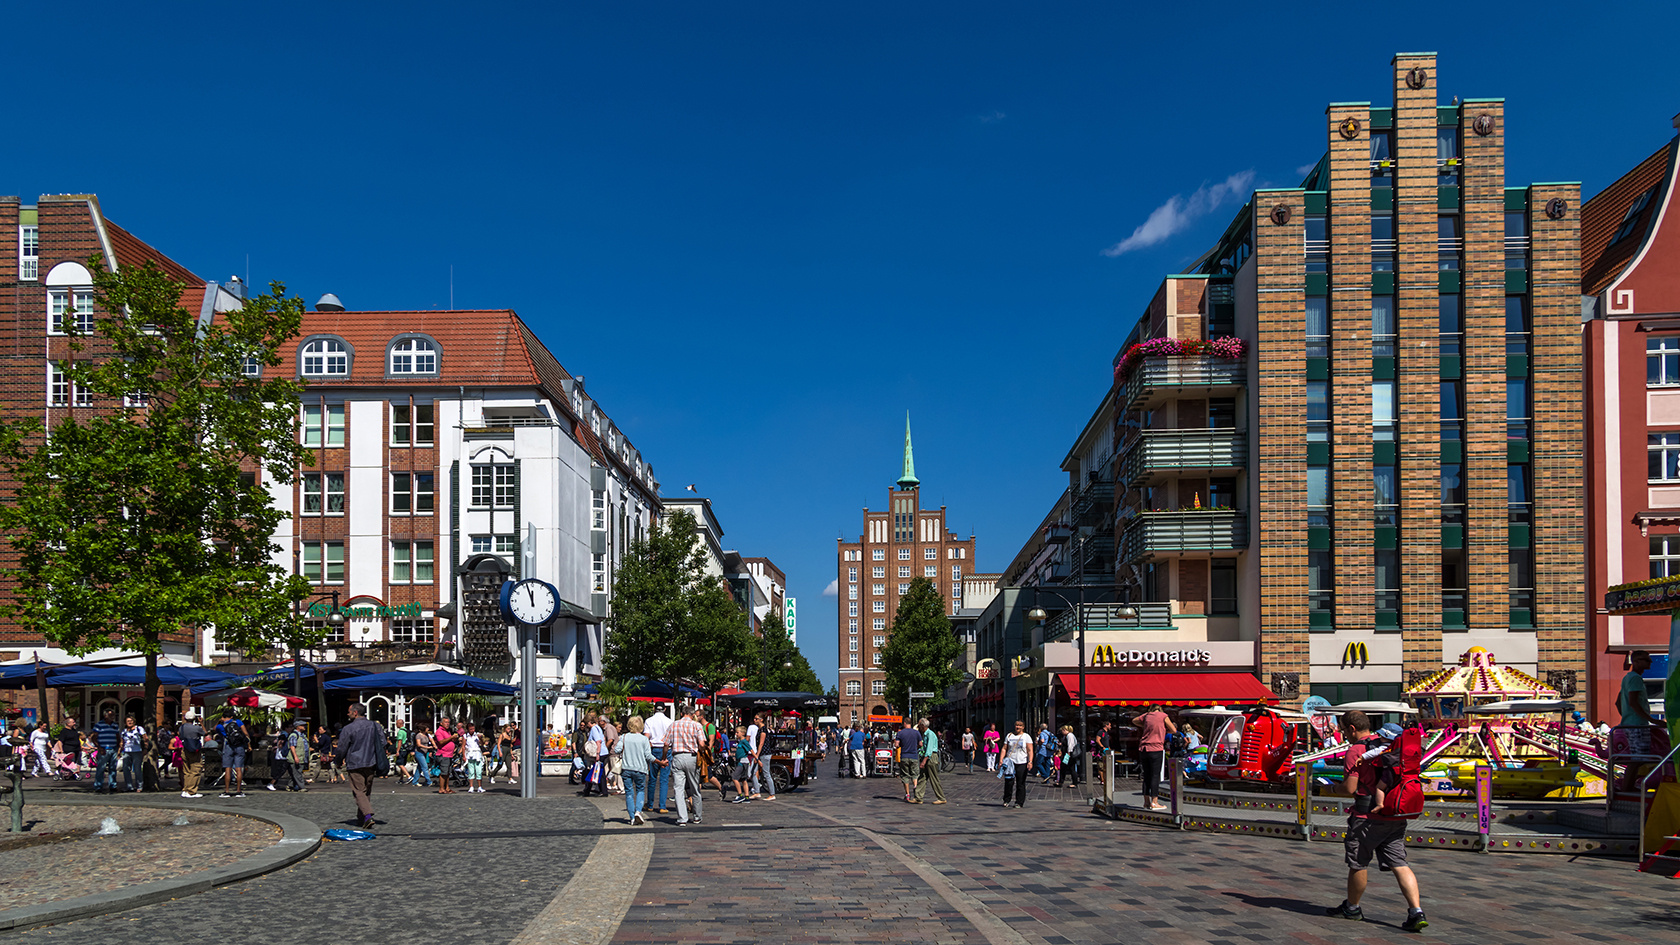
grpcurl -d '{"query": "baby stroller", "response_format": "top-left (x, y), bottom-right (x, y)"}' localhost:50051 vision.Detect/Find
top-left (873, 747), bottom-right (895, 777)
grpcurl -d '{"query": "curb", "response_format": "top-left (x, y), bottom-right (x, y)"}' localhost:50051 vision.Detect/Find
top-left (0, 796), bottom-right (322, 933)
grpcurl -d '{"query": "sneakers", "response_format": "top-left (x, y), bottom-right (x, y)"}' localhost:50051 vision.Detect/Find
top-left (1325, 901), bottom-right (1364, 921)
top-left (219, 792), bottom-right (233, 798)
top-left (266, 784), bottom-right (278, 791)
top-left (674, 818), bottom-right (689, 826)
top-left (233, 792), bottom-right (246, 798)
top-left (1401, 910), bottom-right (1428, 933)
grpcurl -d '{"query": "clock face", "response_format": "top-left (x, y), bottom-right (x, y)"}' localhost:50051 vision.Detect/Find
top-left (508, 579), bottom-right (559, 625)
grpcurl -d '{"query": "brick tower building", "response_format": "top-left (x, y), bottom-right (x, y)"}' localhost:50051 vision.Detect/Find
top-left (836, 417), bottom-right (976, 725)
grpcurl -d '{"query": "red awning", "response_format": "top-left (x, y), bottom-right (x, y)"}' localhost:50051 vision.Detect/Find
top-left (1057, 672), bottom-right (1276, 707)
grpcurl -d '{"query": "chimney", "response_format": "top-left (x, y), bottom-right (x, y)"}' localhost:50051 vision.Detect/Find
top-left (225, 276), bottom-right (246, 300)
top-left (315, 293), bottom-right (345, 312)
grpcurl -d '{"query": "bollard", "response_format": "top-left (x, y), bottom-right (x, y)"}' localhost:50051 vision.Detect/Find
top-left (1104, 750), bottom-right (1115, 813)
top-left (1169, 757), bottom-right (1184, 828)
top-left (3, 769), bottom-right (22, 833)
top-left (1475, 764), bottom-right (1492, 852)
top-left (1295, 761), bottom-right (1312, 840)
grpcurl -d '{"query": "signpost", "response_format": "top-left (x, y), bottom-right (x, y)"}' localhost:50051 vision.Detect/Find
top-left (1475, 764), bottom-right (1493, 851)
top-left (909, 691), bottom-right (935, 699)
top-left (1295, 762), bottom-right (1313, 838)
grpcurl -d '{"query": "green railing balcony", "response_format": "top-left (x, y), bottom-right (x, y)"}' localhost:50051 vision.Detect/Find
top-left (1120, 509), bottom-right (1248, 563)
top-left (1117, 357), bottom-right (1246, 414)
top-left (1121, 429), bottom-right (1248, 486)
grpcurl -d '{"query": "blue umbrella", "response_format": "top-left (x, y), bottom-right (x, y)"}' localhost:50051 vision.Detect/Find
top-left (323, 669), bottom-right (517, 696)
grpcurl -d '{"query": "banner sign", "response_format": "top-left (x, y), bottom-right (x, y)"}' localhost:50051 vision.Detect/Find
top-left (1090, 645), bottom-right (1211, 667)
top-left (307, 602), bottom-right (425, 620)
top-left (1475, 765), bottom-right (1493, 840)
top-left (1295, 762), bottom-right (1312, 828)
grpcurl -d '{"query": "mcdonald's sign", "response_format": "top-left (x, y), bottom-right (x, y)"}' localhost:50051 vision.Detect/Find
top-left (1341, 641), bottom-right (1369, 669)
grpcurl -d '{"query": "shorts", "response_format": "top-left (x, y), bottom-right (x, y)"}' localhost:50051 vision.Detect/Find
top-left (731, 762), bottom-right (748, 781)
top-left (437, 755), bottom-right (455, 779)
top-left (1345, 817), bottom-right (1408, 871)
top-left (221, 745), bottom-right (246, 770)
top-left (900, 760), bottom-right (919, 782)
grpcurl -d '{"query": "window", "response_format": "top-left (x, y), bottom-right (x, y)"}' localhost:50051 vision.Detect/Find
top-left (849, 655), bottom-right (859, 669)
top-left (845, 549), bottom-right (860, 561)
top-left (1505, 211), bottom-right (1529, 269)
top-left (848, 567), bottom-right (858, 581)
top-left (1307, 379), bottom-right (1330, 444)
top-left (391, 472), bottom-right (434, 514)
top-left (241, 354), bottom-right (262, 377)
top-left (593, 554), bottom-right (607, 593)
top-left (1612, 187), bottom-right (1658, 244)
top-left (300, 338), bottom-right (349, 376)
top-left (301, 541), bottom-right (345, 584)
top-left (47, 364), bottom-right (69, 406)
top-left (848, 619), bottom-right (858, 631)
top-left (1507, 378), bottom-right (1529, 441)
top-left (1442, 548), bottom-right (1467, 619)
top-left (1649, 433), bottom-right (1680, 482)
top-left (1370, 215), bottom-right (1396, 272)
top-left (898, 548), bottom-right (911, 560)
top-left (1440, 381), bottom-right (1464, 441)
top-left (848, 638), bottom-right (858, 652)
top-left (848, 602), bottom-right (858, 617)
top-left (1303, 214), bottom-right (1328, 273)
top-left (897, 583), bottom-right (909, 594)
top-left (872, 600), bottom-right (885, 612)
top-left (302, 404), bottom-right (346, 448)
top-left (472, 535), bottom-right (518, 557)
top-left (872, 634), bottom-right (885, 648)
top-left (872, 566), bottom-right (885, 578)
top-left (1372, 295), bottom-right (1396, 357)
top-left (1508, 464), bottom-right (1531, 525)
top-left (848, 585), bottom-right (858, 600)
top-left (1209, 397), bottom-right (1237, 429)
top-left (872, 651), bottom-right (882, 666)
top-left (1652, 536), bottom-right (1680, 578)
top-left (1651, 337), bottom-right (1680, 386)
top-left (1369, 131), bottom-right (1394, 183)
top-left (1307, 466), bottom-right (1331, 528)
top-left (1208, 477), bottom-right (1236, 510)
top-left (872, 549), bottom-right (884, 561)
top-left (391, 542), bottom-right (434, 583)
top-left (1211, 560), bottom-right (1238, 615)
top-left (388, 336), bottom-right (437, 374)
top-left (1510, 549), bottom-right (1534, 617)
top-left (470, 464), bottom-right (516, 508)
top-left (924, 565), bottom-right (936, 578)
top-left (591, 489), bottom-right (606, 530)
top-left (924, 547), bottom-right (937, 559)
top-left (302, 473), bottom-right (345, 515)
top-left (1375, 548), bottom-right (1400, 613)
top-left (872, 680), bottom-right (886, 696)
top-left (391, 618), bottom-right (434, 642)
top-left (1374, 464), bottom-right (1398, 527)
top-left (1307, 549), bottom-right (1334, 619)
top-left (19, 225), bottom-right (38, 280)
top-left (873, 617), bottom-right (885, 630)
top-left (951, 566), bottom-right (962, 580)
top-left (951, 584), bottom-right (961, 599)
top-left (1306, 297), bottom-right (1329, 358)
top-left (1442, 463), bottom-right (1467, 525)
top-left (898, 566), bottom-right (911, 578)
top-left (1506, 297), bottom-right (1529, 357)
top-left (872, 583), bottom-right (885, 596)
top-left (48, 290), bottom-right (95, 334)
top-left (1438, 216), bottom-right (1461, 270)
top-left (1439, 294), bottom-right (1463, 358)
top-left (391, 404), bottom-right (435, 445)
top-left (1372, 381), bottom-right (1396, 443)
top-left (1437, 126), bottom-right (1460, 185)
top-left (846, 680), bottom-right (862, 697)
top-left (306, 619), bottom-right (345, 645)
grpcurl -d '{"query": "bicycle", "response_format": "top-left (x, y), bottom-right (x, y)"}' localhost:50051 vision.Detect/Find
top-left (939, 749), bottom-right (955, 773)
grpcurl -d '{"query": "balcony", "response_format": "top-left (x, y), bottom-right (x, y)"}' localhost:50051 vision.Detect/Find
top-left (1120, 429), bottom-right (1247, 486)
top-left (1118, 357), bottom-right (1246, 414)
top-left (1120, 509), bottom-right (1248, 563)
top-left (1044, 602), bottom-right (1174, 640)
top-left (1072, 475), bottom-right (1115, 527)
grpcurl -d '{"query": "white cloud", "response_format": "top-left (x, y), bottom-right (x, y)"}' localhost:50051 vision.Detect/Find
top-left (979, 110), bottom-right (1006, 124)
top-left (1101, 170), bottom-right (1256, 257)
top-left (822, 579), bottom-right (839, 597)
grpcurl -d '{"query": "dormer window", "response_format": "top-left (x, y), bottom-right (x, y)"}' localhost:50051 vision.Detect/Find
top-left (300, 337), bottom-right (349, 376)
top-left (389, 336), bottom-right (438, 374)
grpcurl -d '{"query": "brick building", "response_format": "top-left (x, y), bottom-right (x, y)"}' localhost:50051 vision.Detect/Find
top-left (1110, 53), bottom-right (1583, 706)
top-left (835, 417), bottom-right (977, 724)
top-left (1581, 113), bottom-right (1680, 723)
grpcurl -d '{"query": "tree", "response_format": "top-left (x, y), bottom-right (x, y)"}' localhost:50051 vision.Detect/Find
top-left (747, 612), bottom-right (822, 693)
top-left (879, 577), bottom-right (962, 715)
top-left (603, 510), bottom-right (754, 701)
top-left (0, 260), bottom-right (314, 720)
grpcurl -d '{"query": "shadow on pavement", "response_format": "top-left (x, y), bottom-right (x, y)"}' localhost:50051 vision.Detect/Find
top-left (1221, 891), bottom-right (1329, 917)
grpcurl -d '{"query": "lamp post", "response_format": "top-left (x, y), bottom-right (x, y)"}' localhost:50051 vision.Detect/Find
top-left (294, 590), bottom-right (346, 717)
top-left (1026, 587), bottom-right (1129, 801)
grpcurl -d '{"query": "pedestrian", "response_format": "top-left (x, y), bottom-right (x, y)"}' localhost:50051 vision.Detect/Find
top-left (984, 723), bottom-right (1000, 772)
top-left (849, 724), bottom-right (868, 779)
top-left (729, 724), bottom-right (753, 802)
top-left (961, 727), bottom-right (977, 772)
top-left (57, 716), bottom-right (85, 781)
top-left (505, 721), bottom-right (522, 785)
top-left (177, 711), bottom-right (206, 798)
top-left (916, 718), bottom-right (946, 804)
top-left (1136, 703), bottom-right (1170, 811)
top-left (25, 720), bottom-right (52, 778)
top-left (1002, 720), bottom-right (1032, 808)
top-left (895, 718), bottom-right (921, 802)
top-left (1325, 711), bottom-right (1428, 932)
top-left (489, 722), bottom-right (512, 784)
top-left (645, 704), bottom-right (673, 813)
top-left (1093, 720), bottom-right (1112, 786)
top-left (91, 707), bottom-right (121, 794)
top-left (746, 714), bottom-right (774, 800)
top-left (668, 705), bottom-right (707, 825)
top-left (333, 703), bottom-right (386, 830)
top-left (1035, 722), bottom-right (1056, 783)
top-left (215, 709), bottom-right (250, 797)
top-left (119, 714), bottom-right (147, 792)
top-left (613, 714), bottom-right (657, 825)
top-left (602, 714), bottom-right (623, 794)
top-left (433, 717), bottom-right (459, 794)
top-left (409, 723), bottom-right (435, 787)
top-left (462, 722), bottom-right (486, 793)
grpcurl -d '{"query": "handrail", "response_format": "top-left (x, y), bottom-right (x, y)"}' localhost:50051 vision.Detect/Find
top-left (1637, 740), bottom-right (1680, 864)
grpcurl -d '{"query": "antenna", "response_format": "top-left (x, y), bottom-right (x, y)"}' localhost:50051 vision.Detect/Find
top-left (450, 265), bottom-right (454, 310)
top-left (245, 254), bottom-right (250, 289)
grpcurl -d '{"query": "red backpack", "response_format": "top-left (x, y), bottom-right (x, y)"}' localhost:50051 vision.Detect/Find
top-left (1374, 725), bottom-right (1425, 819)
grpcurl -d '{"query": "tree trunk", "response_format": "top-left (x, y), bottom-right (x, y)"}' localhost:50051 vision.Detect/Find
top-left (144, 648), bottom-right (161, 728)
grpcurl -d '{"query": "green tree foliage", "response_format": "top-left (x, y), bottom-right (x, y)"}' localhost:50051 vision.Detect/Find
top-left (879, 577), bottom-right (961, 714)
top-left (603, 510), bottom-right (754, 698)
top-left (0, 260), bottom-right (314, 716)
top-left (747, 611), bottom-right (822, 693)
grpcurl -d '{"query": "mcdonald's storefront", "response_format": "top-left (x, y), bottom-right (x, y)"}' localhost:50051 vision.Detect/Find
top-left (1011, 638), bottom-right (1273, 730)
top-left (1304, 631), bottom-right (1421, 707)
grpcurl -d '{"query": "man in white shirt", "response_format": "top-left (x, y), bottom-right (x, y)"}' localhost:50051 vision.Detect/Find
top-left (1002, 720), bottom-right (1033, 808)
top-left (644, 706), bottom-right (674, 813)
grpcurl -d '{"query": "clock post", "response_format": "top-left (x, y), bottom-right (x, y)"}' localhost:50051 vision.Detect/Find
top-left (500, 578), bottom-right (561, 800)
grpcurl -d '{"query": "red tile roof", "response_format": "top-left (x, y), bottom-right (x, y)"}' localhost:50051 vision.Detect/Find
top-left (286, 309), bottom-right (543, 387)
top-left (104, 220), bottom-right (202, 286)
top-left (1582, 139), bottom-right (1676, 296)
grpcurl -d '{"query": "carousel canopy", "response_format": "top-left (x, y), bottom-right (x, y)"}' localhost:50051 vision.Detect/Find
top-left (1404, 648), bottom-right (1557, 721)
top-left (323, 669), bottom-right (516, 695)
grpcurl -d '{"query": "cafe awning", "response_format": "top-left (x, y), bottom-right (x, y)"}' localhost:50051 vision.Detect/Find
top-left (1058, 672), bottom-right (1277, 707)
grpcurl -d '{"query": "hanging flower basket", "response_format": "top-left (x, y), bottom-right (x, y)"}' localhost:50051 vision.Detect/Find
top-left (1114, 335), bottom-right (1246, 383)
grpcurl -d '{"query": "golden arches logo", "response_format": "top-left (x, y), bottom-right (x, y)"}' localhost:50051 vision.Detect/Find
top-left (1342, 641), bottom-right (1369, 668)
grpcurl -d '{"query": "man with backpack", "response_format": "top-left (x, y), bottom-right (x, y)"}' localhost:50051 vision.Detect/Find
top-left (217, 709), bottom-right (249, 798)
top-left (1325, 711), bottom-right (1427, 932)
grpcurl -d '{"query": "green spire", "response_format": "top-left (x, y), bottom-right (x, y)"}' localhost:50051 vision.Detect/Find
top-left (897, 412), bottom-right (919, 490)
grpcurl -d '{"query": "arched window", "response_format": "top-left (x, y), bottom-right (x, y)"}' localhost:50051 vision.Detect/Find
top-left (389, 336), bottom-right (438, 374)
top-left (300, 338), bottom-right (349, 376)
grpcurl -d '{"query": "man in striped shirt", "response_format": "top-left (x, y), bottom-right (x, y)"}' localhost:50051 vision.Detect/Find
top-left (668, 705), bottom-right (707, 825)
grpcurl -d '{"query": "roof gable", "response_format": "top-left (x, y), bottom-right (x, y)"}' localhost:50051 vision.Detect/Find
top-left (104, 220), bottom-right (201, 286)
top-left (1583, 139), bottom-right (1676, 297)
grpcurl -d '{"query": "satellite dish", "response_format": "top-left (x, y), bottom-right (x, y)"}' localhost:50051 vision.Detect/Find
top-left (315, 293), bottom-right (345, 312)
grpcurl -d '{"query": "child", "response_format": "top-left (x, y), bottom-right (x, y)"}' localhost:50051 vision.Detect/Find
top-left (729, 725), bottom-right (752, 803)
top-left (1357, 722), bottom-right (1405, 811)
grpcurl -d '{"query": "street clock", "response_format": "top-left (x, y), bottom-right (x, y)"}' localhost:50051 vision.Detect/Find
top-left (499, 578), bottom-right (560, 626)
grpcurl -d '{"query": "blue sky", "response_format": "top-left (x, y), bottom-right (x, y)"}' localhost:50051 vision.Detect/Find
top-left (10, 3), bottom-right (1678, 688)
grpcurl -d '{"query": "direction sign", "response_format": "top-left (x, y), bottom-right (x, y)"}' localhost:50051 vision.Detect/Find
top-left (909, 691), bottom-right (935, 699)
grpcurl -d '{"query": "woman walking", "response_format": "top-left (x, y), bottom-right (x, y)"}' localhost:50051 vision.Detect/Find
top-left (983, 723), bottom-right (1001, 772)
top-left (613, 715), bottom-right (658, 825)
top-left (462, 722), bottom-right (487, 793)
top-left (410, 724), bottom-right (435, 787)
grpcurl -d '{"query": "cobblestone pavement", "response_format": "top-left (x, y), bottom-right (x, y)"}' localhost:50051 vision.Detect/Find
top-left (0, 806), bottom-right (277, 912)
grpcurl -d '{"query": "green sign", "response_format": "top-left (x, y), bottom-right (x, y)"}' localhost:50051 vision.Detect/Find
top-left (307, 602), bottom-right (425, 620)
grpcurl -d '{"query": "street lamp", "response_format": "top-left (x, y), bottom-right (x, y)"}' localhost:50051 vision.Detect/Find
top-left (294, 590), bottom-right (346, 712)
top-left (1026, 587), bottom-right (1127, 801)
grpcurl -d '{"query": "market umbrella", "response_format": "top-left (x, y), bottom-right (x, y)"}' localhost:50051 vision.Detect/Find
top-left (44, 662), bottom-right (237, 690)
top-left (323, 669), bottom-right (517, 696)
